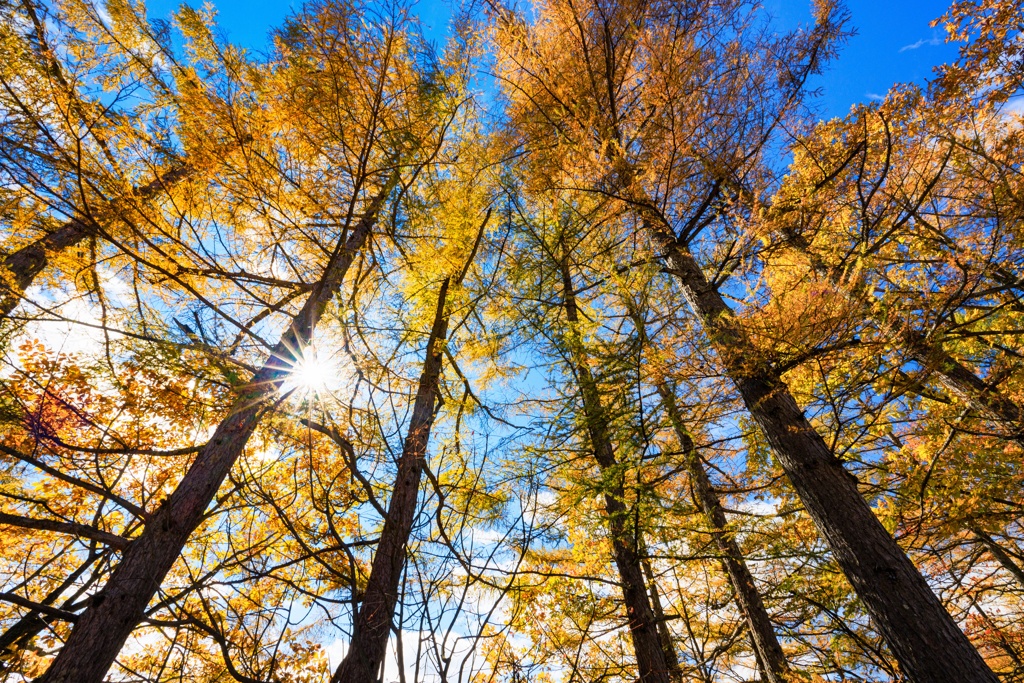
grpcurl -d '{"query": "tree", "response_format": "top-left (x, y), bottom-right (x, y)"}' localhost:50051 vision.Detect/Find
top-left (332, 179), bottom-right (491, 682)
top-left (0, 0), bottom-right (240, 323)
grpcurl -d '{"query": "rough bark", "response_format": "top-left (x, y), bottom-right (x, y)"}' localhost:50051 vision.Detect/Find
top-left (0, 165), bottom-right (191, 318)
top-left (657, 385), bottom-right (790, 683)
top-left (559, 251), bottom-right (673, 683)
top-left (331, 276), bottom-right (451, 683)
top-left (647, 223), bottom-right (997, 683)
top-left (37, 179), bottom-right (394, 683)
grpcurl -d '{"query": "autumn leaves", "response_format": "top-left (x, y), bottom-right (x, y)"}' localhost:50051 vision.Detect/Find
top-left (2, 0), bottom-right (1024, 681)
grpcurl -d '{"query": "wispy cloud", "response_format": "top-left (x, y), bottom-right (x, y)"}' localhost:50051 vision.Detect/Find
top-left (866, 92), bottom-right (886, 102)
top-left (899, 36), bottom-right (942, 53)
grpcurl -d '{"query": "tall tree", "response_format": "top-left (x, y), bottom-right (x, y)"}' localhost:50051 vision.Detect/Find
top-left (332, 211), bottom-right (484, 681)
top-left (0, 0), bottom-right (235, 321)
top-left (555, 230), bottom-right (674, 683)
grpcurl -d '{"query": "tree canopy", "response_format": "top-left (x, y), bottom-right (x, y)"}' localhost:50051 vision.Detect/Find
top-left (1, 0), bottom-right (1024, 681)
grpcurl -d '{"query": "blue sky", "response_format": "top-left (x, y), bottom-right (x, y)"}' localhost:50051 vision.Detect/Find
top-left (143, 0), bottom-right (958, 120)
top-left (767, 0), bottom-right (959, 118)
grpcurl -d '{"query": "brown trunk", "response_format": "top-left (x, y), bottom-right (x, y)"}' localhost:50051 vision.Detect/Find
top-left (657, 385), bottom-right (790, 683)
top-left (331, 276), bottom-right (452, 683)
top-left (646, 224), bottom-right (997, 683)
top-left (37, 179), bottom-right (394, 683)
top-left (0, 165), bottom-right (191, 318)
top-left (559, 249), bottom-right (673, 683)
top-left (638, 539), bottom-right (683, 679)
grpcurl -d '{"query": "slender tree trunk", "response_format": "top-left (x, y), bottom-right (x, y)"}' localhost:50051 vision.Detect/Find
top-left (559, 250), bottom-right (673, 683)
top-left (0, 165), bottom-right (191, 318)
top-left (622, 296), bottom-right (788, 681)
top-left (37, 179), bottom-right (394, 683)
top-left (331, 276), bottom-right (452, 683)
top-left (898, 328), bottom-right (1024, 445)
top-left (638, 538), bottom-right (683, 679)
top-left (657, 384), bottom-right (790, 683)
top-left (644, 223), bottom-right (997, 683)
top-left (0, 512), bottom-right (128, 550)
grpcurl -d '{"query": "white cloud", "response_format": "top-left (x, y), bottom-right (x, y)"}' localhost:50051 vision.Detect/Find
top-left (899, 35), bottom-right (942, 53)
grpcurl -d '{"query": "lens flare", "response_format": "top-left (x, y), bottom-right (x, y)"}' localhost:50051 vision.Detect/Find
top-left (281, 346), bottom-right (344, 398)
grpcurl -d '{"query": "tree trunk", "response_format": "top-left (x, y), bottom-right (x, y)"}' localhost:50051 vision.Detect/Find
top-left (646, 223), bottom-right (997, 683)
top-left (638, 539), bottom-right (683, 679)
top-left (331, 276), bottom-right (451, 683)
top-left (0, 165), bottom-right (191, 319)
top-left (37, 179), bottom-right (394, 683)
top-left (899, 328), bottom-right (1024, 446)
top-left (559, 250), bottom-right (673, 683)
top-left (658, 385), bottom-right (790, 683)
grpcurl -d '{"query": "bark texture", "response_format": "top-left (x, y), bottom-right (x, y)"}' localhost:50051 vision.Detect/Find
top-left (331, 277), bottom-right (451, 683)
top-left (651, 223), bottom-right (995, 679)
top-left (648, 225), bottom-right (997, 683)
top-left (37, 181), bottom-right (392, 683)
top-left (559, 252), bottom-right (674, 683)
top-left (0, 165), bottom-right (191, 318)
top-left (658, 385), bottom-right (790, 683)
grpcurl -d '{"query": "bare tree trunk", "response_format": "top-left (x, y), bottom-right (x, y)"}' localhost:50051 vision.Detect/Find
top-left (646, 223), bottom-right (997, 683)
top-left (37, 179), bottom-right (394, 683)
top-left (620, 295), bottom-right (788, 681)
top-left (657, 385), bottom-right (790, 683)
top-left (0, 165), bottom-right (191, 318)
top-left (559, 249), bottom-right (673, 683)
top-left (331, 276), bottom-right (452, 683)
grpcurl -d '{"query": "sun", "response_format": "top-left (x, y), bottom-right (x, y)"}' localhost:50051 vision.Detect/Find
top-left (281, 345), bottom-right (346, 398)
